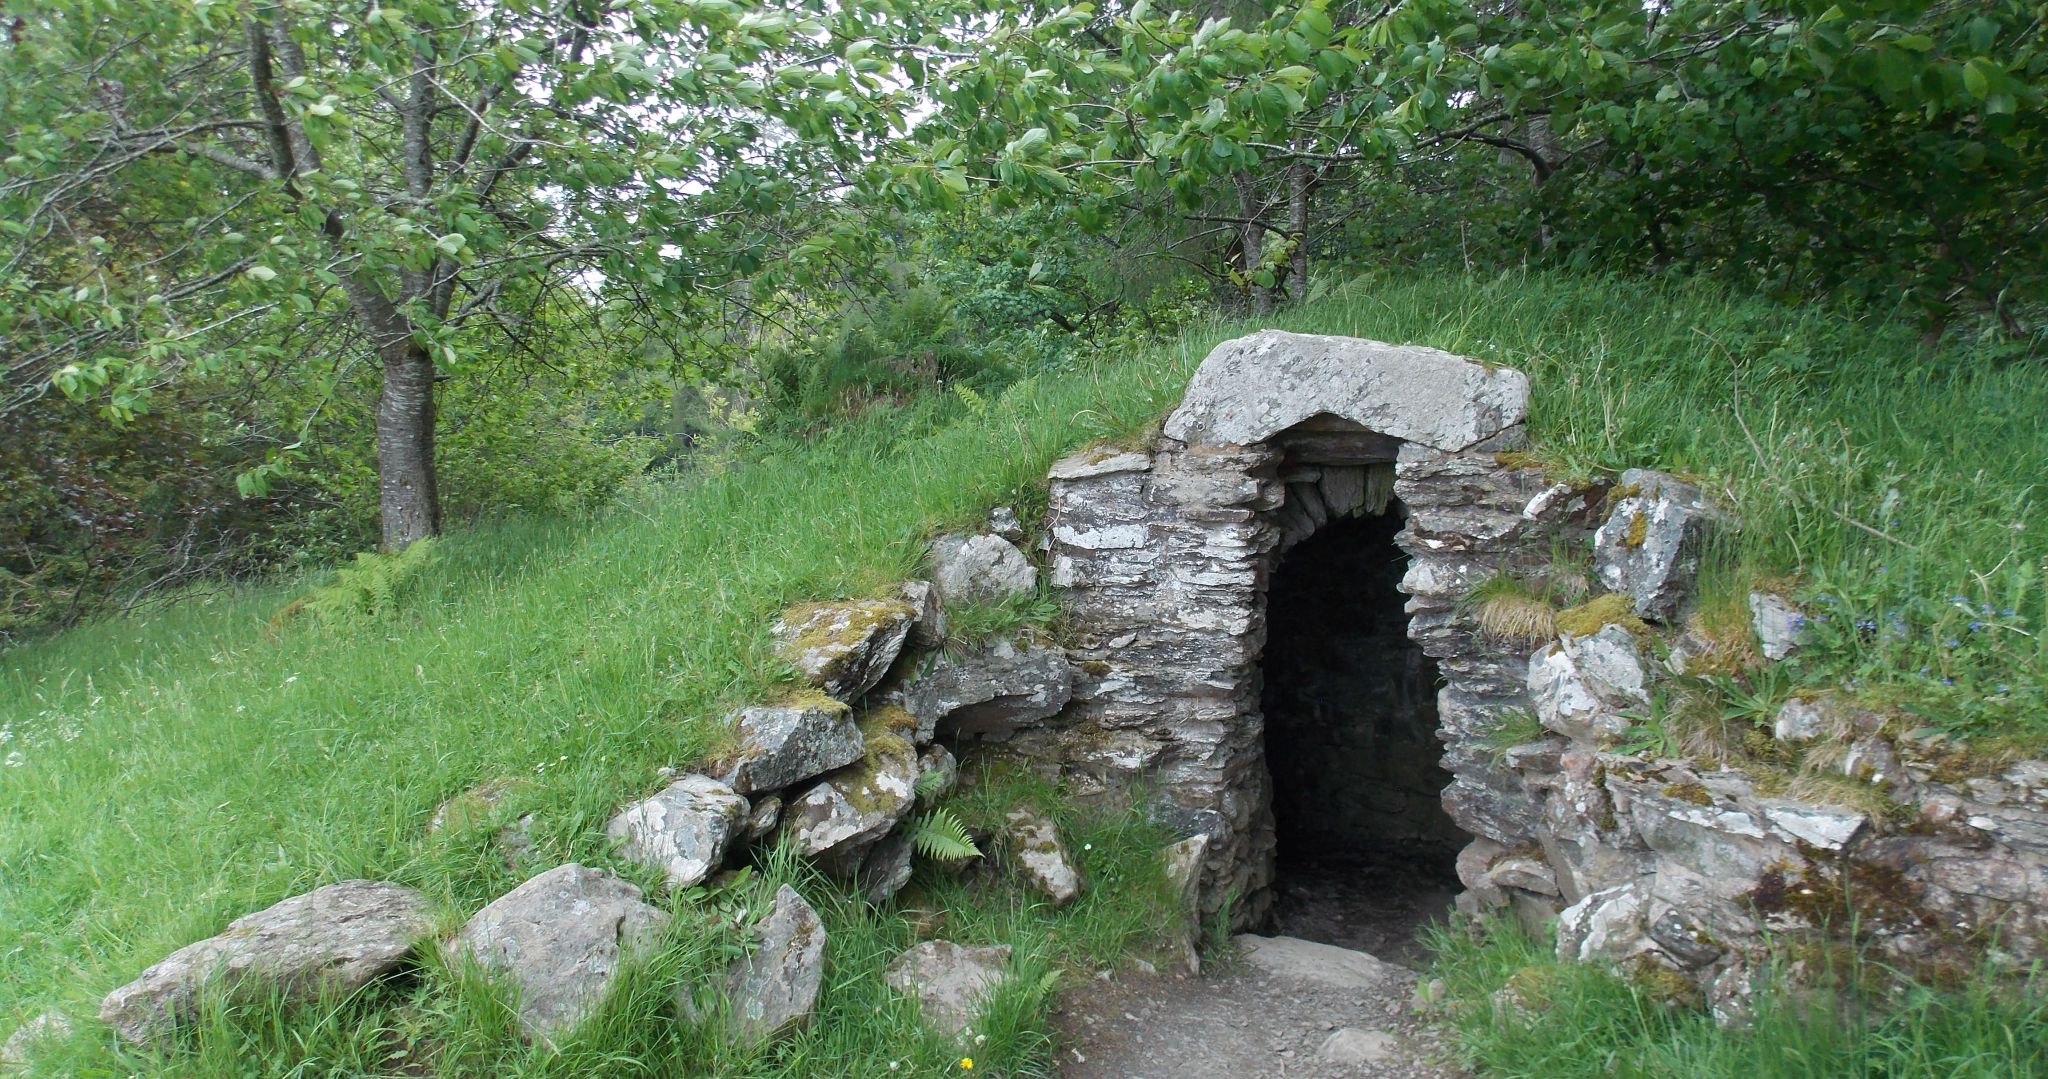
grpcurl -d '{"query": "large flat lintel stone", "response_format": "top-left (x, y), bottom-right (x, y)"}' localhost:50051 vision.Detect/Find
top-left (1163, 331), bottom-right (1529, 451)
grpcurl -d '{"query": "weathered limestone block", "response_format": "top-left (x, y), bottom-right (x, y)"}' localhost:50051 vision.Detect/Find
top-left (896, 640), bottom-right (1073, 743)
top-left (884, 941), bottom-right (1011, 1037)
top-left (1593, 470), bottom-right (1724, 621)
top-left (930, 533), bottom-right (1036, 602)
top-left (722, 700), bottom-right (864, 794)
top-left (1164, 331), bottom-right (1529, 451)
top-left (1005, 808), bottom-right (1081, 905)
top-left (100, 880), bottom-right (435, 1046)
top-left (1528, 624), bottom-right (1648, 742)
top-left (772, 598), bottom-right (916, 702)
top-left (447, 864), bottom-right (669, 1045)
top-left (781, 708), bottom-right (921, 875)
top-left (721, 885), bottom-right (825, 1044)
top-left (606, 775), bottom-right (748, 890)
top-left (1748, 592), bottom-right (1806, 660)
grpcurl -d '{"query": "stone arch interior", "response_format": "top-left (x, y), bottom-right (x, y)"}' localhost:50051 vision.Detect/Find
top-left (1258, 491), bottom-right (1465, 964)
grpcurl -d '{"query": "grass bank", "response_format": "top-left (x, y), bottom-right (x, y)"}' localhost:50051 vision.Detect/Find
top-left (1426, 919), bottom-right (2048, 1079)
top-left (2, 269), bottom-right (2041, 1073)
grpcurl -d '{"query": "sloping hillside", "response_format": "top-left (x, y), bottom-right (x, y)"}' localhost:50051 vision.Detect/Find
top-left (3, 271), bottom-right (2042, 1075)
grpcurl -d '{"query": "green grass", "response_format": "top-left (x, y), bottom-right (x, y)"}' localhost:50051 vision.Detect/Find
top-left (1426, 918), bottom-right (2048, 1079)
top-left (2, 268), bottom-right (2042, 1072)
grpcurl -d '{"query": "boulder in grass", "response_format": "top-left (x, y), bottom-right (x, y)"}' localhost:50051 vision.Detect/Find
top-left (1005, 809), bottom-right (1080, 905)
top-left (781, 707), bottom-right (921, 875)
top-left (446, 864), bottom-right (668, 1046)
top-left (722, 700), bottom-right (864, 795)
top-left (605, 775), bottom-right (748, 890)
top-left (2, 1011), bottom-right (73, 1069)
top-left (883, 941), bottom-right (1012, 1038)
top-left (772, 599), bottom-right (917, 702)
top-left (100, 880), bottom-right (435, 1046)
top-left (721, 886), bottom-right (826, 1044)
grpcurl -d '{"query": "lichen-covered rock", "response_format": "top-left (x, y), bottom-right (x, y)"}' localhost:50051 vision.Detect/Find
top-left (740, 794), bottom-right (782, 842)
top-left (930, 532), bottom-right (1036, 603)
top-left (100, 881), bottom-right (435, 1045)
top-left (781, 708), bottom-right (921, 874)
top-left (722, 700), bottom-right (864, 794)
top-left (1005, 808), bottom-right (1080, 905)
top-left (897, 640), bottom-right (1073, 743)
top-left (446, 864), bottom-right (668, 1045)
top-left (1748, 592), bottom-right (1806, 660)
top-left (1557, 881), bottom-right (1653, 963)
top-left (605, 775), bottom-right (748, 889)
top-left (1527, 624), bottom-right (1647, 742)
top-left (1593, 470), bottom-right (1724, 621)
top-left (915, 744), bottom-right (958, 807)
top-left (857, 828), bottom-right (916, 903)
top-left (987, 505), bottom-right (1025, 542)
top-left (898, 579), bottom-right (947, 648)
top-left (1773, 698), bottom-right (1825, 743)
top-left (884, 941), bottom-right (1011, 1037)
top-left (428, 777), bottom-right (533, 835)
top-left (772, 599), bottom-right (916, 702)
top-left (722, 885), bottom-right (825, 1044)
top-left (1, 1011), bottom-right (72, 1069)
top-left (1163, 330), bottom-right (1529, 451)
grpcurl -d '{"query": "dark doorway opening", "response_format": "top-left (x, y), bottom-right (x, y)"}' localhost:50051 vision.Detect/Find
top-left (1260, 504), bottom-right (1463, 967)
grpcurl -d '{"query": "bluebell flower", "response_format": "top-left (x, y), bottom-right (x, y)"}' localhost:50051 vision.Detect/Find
top-left (1996, 685), bottom-right (2011, 694)
top-left (1969, 620), bottom-right (1986, 631)
top-left (1944, 639), bottom-right (1960, 648)
top-left (1942, 677), bottom-right (1955, 685)
top-left (1856, 618), bottom-right (1878, 631)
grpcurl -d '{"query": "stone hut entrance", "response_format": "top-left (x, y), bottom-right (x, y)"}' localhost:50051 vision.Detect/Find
top-left (1261, 502), bottom-right (1464, 958)
top-left (1029, 331), bottom-right (1563, 945)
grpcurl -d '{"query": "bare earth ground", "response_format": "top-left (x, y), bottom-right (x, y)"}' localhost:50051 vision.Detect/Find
top-left (1051, 935), bottom-right (1467, 1079)
top-left (1053, 861), bottom-right (1465, 1079)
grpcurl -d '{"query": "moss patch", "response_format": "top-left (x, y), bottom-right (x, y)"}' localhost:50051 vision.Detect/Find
top-left (1556, 593), bottom-right (1650, 637)
top-left (1660, 780), bottom-right (1715, 807)
top-left (1622, 508), bottom-right (1651, 548)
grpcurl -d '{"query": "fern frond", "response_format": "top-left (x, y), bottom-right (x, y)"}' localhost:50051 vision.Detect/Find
top-left (913, 768), bottom-right (949, 800)
top-left (952, 382), bottom-right (989, 417)
top-left (911, 808), bottom-right (981, 862)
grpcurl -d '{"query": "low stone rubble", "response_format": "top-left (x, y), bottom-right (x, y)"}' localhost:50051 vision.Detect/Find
top-left (445, 864), bottom-right (668, 1046)
top-left (719, 885), bottom-right (826, 1043)
top-left (884, 940), bottom-right (1012, 1037)
top-left (100, 880), bottom-right (437, 1046)
top-left (605, 775), bottom-right (748, 890)
top-left (1005, 808), bottom-right (1081, 905)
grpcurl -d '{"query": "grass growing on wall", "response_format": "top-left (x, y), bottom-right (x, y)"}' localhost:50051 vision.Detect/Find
top-left (1, 269), bottom-right (2041, 1073)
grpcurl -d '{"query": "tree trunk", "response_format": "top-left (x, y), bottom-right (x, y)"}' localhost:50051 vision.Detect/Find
top-left (1287, 161), bottom-right (1310, 301)
top-left (376, 343), bottom-right (441, 550)
top-left (1235, 171), bottom-right (1275, 317)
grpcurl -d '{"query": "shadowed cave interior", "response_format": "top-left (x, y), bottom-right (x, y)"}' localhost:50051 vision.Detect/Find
top-left (1260, 505), bottom-right (1466, 967)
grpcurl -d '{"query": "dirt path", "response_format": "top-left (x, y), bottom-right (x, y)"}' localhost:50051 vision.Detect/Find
top-left (1051, 935), bottom-right (1468, 1079)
